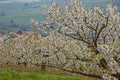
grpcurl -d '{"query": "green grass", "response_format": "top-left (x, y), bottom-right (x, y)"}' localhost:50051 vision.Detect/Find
top-left (0, 68), bottom-right (85, 80)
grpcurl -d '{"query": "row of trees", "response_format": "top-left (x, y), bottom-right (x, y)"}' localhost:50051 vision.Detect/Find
top-left (0, 20), bottom-right (29, 34)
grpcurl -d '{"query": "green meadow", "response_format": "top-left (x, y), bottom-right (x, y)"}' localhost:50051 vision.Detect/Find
top-left (0, 2), bottom-right (44, 26)
top-left (0, 0), bottom-right (113, 27)
top-left (0, 68), bottom-right (86, 80)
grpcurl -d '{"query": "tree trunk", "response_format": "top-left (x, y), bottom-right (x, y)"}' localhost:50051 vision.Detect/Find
top-left (99, 58), bottom-right (107, 69)
top-left (90, 45), bottom-right (108, 69)
top-left (41, 63), bottom-right (46, 71)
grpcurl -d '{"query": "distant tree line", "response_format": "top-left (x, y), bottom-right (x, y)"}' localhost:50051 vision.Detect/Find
top-left (0, 19), bottom-right (29, 34)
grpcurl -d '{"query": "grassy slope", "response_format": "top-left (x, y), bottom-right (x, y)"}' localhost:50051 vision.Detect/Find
top-left (0, 0), bottom-right (113, 26)
top-left (0, 2), bottom-right (44, 26)
top-left (0, 64), bottom-right (101, 80)
top-left (0, 68), bottom-right (85, 80)
top-left (82, 0), bottom-right (113, 9)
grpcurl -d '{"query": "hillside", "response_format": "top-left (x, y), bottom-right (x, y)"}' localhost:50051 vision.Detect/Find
top-left (0, 0), bottom-right (117, 33)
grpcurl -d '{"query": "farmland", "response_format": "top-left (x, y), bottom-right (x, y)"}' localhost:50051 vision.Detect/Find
top-left (0, 0), bottom-right (115, 33)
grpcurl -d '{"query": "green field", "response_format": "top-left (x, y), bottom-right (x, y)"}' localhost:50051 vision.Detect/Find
top-left (0, 0), bottom-right (113, 26)
top-left (82, 0), bottom-right (112, 9)
top-left (0, 0), bottom-right (119, 33)
top-left (0, 2), bottom-right (44, 26)
top-left (0, 68), bottom-right (85, 80)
